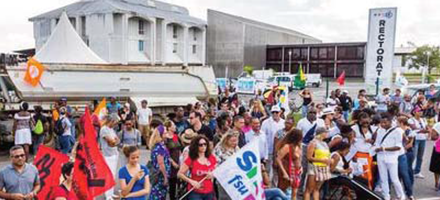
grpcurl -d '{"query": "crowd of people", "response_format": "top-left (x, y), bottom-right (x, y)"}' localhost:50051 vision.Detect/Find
top-left (1, 84), bottom-right (440, 200)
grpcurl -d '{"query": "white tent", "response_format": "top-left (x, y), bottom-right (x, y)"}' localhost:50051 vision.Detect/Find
top-left (34, 12), bottom-right (107, 64)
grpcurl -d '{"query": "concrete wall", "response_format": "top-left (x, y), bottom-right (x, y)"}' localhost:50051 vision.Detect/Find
top-left (207, 10), bottom-right (321, 78)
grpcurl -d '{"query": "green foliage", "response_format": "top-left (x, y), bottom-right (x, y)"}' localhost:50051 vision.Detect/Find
top-left (409, 45), bottom-right (440, 73)
top-left (243, 65), bottom-right (254, 76)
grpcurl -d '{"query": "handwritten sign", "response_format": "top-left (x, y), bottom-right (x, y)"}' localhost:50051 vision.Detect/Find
top-left (33, 146), bottom-right (69, 200)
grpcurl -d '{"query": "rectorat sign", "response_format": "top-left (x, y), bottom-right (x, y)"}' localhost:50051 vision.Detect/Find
top-left (365, 7), bottom-right (397, 92)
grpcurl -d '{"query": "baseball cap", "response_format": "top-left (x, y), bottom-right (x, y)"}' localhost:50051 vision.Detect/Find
top-left (271, 105), bottom-right (281, 113)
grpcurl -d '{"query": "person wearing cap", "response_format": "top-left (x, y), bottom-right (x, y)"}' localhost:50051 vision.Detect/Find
top-left (374, 112), bottom-right (405, 200)
top-left (107, 97), bottom-right (121, 115)
top-left (137, 100), bottom-right (153, 148)
top-left (320, 108), bottom-right (337, 138)
top-left (376, 88), bottom-right (391, 113)
top-left (409, 106), bottom-right (430, 179)
top-left (338, 90), bottom-right (352, 122)
top-left (304, 127), bottom-right (331, 200)
top-left (179, 129), bottom-right (198, 165)
top-left (99, 113), bottom-right (120, 199)
top-left (261, 105), bottom-right (285, 186)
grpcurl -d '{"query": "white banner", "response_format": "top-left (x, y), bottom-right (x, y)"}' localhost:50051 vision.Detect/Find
top-left (213, 139), bottom-right (265, 200)
top-left (236, 78), bottom-right (256, 94)
top-left (365, 7), bottom-right (397, 94)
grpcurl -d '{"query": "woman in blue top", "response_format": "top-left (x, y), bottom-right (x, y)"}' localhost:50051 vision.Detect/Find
top-left (119, 145), bottom-right (150, 199)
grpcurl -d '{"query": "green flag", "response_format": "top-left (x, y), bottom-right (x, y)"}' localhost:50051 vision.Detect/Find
top-left (294, 63), bottom-right (306, 88)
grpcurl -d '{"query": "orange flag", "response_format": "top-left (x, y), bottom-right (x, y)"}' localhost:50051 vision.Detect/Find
top-left (24, 58), bottom-right (45, 87)
top-left (93, 98), bottom-right (107, 121)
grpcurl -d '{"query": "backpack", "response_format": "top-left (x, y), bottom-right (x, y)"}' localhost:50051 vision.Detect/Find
top-left (54, 118), bottom-right (65, 136)
top-left (33, 119), bottom-right (44, 135)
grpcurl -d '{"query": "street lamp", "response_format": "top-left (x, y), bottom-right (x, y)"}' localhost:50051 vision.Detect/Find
top-left (288, 50), bottom-right (292, 74)
top-left (423, 51), bottom-right (431, 83)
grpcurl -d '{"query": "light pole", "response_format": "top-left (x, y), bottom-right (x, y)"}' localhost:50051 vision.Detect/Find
top-left (423, 51), bottom-right (431, 83)
top-left (288, 50), bottom-right (292, 74)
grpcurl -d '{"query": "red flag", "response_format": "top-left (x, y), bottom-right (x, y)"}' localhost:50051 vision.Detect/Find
top-left (72, 108), bottom-right (115, 199)
top-left (33, 146), bottom-right (69, 200)
top-left (336, 71), bottom-right (346, 86)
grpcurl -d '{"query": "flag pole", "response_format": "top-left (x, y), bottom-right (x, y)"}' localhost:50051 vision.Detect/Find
top-left (179, 176), bottom-right (208, 200)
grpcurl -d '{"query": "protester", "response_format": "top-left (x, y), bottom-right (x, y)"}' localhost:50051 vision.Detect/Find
top-left (241, 112), bottom-right (252, 134)
top-left (426, 84), bottom-right (437, 99)
top-left (275, 129), bottom-right (303, 199)
top-left (376, 88), bottom-right (390, 113)
top-left (163, 120), bottom-right (182, 200)
top-left (99, 113), bottom-right (120, 199)
top-left (329, 142), bottom-right (352, 177)
top-left (51, 161), bottom-right (75, 200)
top-left (232, 115), bottom-right (246, 148)
top-left (213, 118), bottom-right (230, 146)
top-left (250, 100), bottom-right (268, 120)
top-left (261, 105), bottom-right (285, 186)
top-left (409, 106), bottom-right (430, 178)
top-left (13, 102), bottom-right (33, 160)
top-left (399, 94), bottom-right (414, 118)
top-left (391, 89), bottom-right (403, 105)
top-left (299, 89), bottom-right (313, 118)
top-left (118, 119), bottom-right (142, 166)
top-left (148, 125), bottom-right (171, 200)
top-left (189, 111), bottom-right (214, 141)
top-left (58, 107), bottom-right (75, 154)
top-left (429, 123), bottom-right (440, 191)
top-left (213, 131), bottom-right (239, 200)
top-left (31, 105), bottom-right (48, 155)
top-left (0, 146), bottom-right (40, 199)
top-left (137, 100), bottom-right (153, 148)
top-left (328, 124), bottom-right (354, 151)
top-left (119, 145), bottom-right (150, 199)
top-left (303, 127), bottom-right (331, 200)
top-left (246, 117), bottom-right (268, 162)
top-left (321, 108), bottom-right (337, 138)
top-left (374, 112), bottom-right (405, 200)
top-left (275, 117), bottom-right (295, 149)
top-left (326, 90), bottom-right (340, 111)
top-left (338, 90), bottom-right (352, 121)
top-left (397, 116), bottom-right (415, 200)
top-left (177, 135), bottom-right (216, 200)
top-left (107, 96), bottom-right (121, 114)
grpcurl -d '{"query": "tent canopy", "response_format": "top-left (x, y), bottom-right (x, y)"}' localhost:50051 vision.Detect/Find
top-left (34, 12), bottom-right (107, 64)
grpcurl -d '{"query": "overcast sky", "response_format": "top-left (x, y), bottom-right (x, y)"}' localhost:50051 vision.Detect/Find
top-left (1, 0), bottom-right (439, 52)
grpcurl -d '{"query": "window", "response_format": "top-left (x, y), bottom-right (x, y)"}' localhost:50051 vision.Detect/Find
top-left (310, 48), bottom-right (318, 60)
top-left (173, 43), bottom-right (177, 53)
top-left (192, 45), bottom-right (197, 54)
top-left (267, 48), bottom-right (282, 61)
top-left (138, 20), bottom-right (144, 35)
top-left (193, 31), bottom-right (197, 41)
top-left (138, 40), bottom-right (144, 52)
top-left (319, 48), bottom-right (327, 59)
top-left (69, 18), bottom-right (76, 29)
top-left (81, 16), bottom-right (86, 37)
top-left (173, 25), bottom-right (178, 39)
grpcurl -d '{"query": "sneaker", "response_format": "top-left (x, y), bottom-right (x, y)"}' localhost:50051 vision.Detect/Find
top-left (414, 173), bottom-right (425, 179)
top-left (408, 196), bottom-right (415, 200)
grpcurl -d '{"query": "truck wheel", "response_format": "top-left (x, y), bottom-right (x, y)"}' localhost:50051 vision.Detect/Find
top-left (313, 83), bottom-right (319, 87)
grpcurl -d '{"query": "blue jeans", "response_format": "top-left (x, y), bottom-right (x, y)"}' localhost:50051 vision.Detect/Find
top-left (343, 111), bottom-right (349, 122)
top-left (405, 151), bottom-right (415, 184)
top-left (32, 135), bottom-right (45, 154)
top-left (398, 154), bottom-right (413, 197)
top-left (265, 188), bottom-right (288, 200)
top-left (302, 105), bottom-right (308, 118)
top-left (413, 140), bottom-right (426, 174)
top-left (59, 135), bottom-right (74, 154)
top-left (187, 192), bottom-right (214, 200)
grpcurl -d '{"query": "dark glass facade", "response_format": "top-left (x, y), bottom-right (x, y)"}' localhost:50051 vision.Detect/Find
top-left (266, 43), bottom-right (366, 78)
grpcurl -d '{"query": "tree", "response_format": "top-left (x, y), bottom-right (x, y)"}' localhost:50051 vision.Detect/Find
top-left (409, 45), bottom-right (440, 74)
top-left (243, 65), bottom-right (254, 76)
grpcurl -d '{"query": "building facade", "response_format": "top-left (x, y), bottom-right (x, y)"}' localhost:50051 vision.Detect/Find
top-left (29, 0), bottom-right (206, 66)
top-left (207, 10), bottom-right (321, 78)
top-left (266, 42), bottom-right (367, 78)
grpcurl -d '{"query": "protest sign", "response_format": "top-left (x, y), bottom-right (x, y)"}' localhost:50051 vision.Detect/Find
top-left (213, 139), bottom-right (265, 200)
top-left (33, 145), bottom-right (69, 200)
top-left (236, 78), bottom-right (256, 94)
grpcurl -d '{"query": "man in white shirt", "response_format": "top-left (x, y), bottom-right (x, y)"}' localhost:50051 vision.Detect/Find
top-left (376, 88), bottom-right (391, 113)
top-left (261, 105), bottom-right (285, 186)
top-left (136, 100), bottom-right (153, 148)
top-left (296, 108), bottom-right (325, 191)
top-left (245, 117), bottom-right (268, 162)
top-left (374, 112), bottom-right (405, 200)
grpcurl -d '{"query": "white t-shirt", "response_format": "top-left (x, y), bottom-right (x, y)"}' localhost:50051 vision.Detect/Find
top-left (261, 117), bottom-right (285, 155)
top-left (296, 118), bottom-right (325, 145)
top-left (245, 130), bottom-right (268, 160)
top-left (326, 98), bottom-right (339, 110)
top-left (346, 124), bottom-right (374, 161)
top-left (374, 127), bottom-right (404, 163)
top-left (408, 117), bottom-right (428, 140)
top-left (137, 107), bottom-right (152, 125)
top-left (376, 94), bottom-right (390, 111)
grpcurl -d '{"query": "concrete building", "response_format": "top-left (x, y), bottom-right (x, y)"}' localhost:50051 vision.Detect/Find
top-left (29, 0), bottom-right (206, 66)
top-left (207, 9), bottom-right (321, 78)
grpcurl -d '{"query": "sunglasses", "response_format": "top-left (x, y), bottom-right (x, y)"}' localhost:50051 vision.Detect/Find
top-left (12, 154), bottom-right (25, 159)
top-left (198, 143), bottom-right (208, 147)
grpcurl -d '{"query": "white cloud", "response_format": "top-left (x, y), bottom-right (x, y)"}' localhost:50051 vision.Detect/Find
top-left (1, 0), bottom-right (439, 52)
